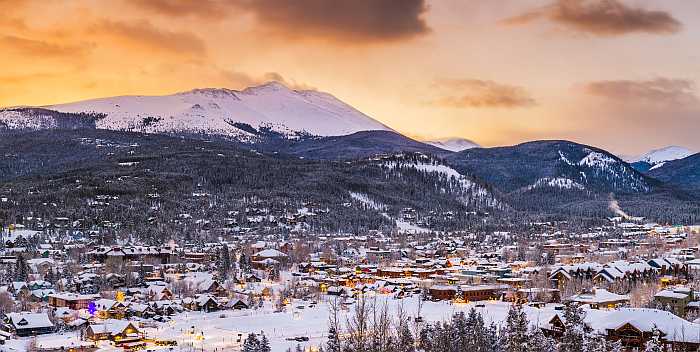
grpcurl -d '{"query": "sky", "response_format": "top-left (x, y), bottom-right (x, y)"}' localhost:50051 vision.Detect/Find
top-left (1, 0), bottom-right (699, 155)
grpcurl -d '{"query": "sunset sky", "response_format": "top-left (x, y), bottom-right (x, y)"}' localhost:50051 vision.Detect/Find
top-left (1, 0), bottom-right (699, 155)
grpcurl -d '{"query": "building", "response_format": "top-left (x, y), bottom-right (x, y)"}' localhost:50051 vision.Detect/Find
top-left (4, 312), bottom-right (54, 337)
top-left (567, 288), bottom-right (629, 309)
top-left (48, 292), bottom-right (100, 310)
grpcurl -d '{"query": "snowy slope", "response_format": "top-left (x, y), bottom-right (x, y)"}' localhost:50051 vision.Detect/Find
top-left (425, 138), bottom-right (480, 152)
top-left (627, 146), bottom-right (693, 165)
top-left (40, 81), bottom-right (393, 139)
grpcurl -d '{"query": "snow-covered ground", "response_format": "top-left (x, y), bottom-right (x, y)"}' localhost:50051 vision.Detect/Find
top-left (0, 296), bottom-right (547, 352)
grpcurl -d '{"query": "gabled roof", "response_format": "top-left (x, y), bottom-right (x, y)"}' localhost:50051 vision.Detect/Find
top-left (7, 312), bottom-right (54, 330)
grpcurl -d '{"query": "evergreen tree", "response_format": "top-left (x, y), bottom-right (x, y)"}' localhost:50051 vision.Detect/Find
top-left (502, 304), bottom-right (528, 352)
top-left (486, 322), bottom-right (501, 352)
top-left (608, 340), bottom-right (624, 352)
top-left (644, 329), bottom-right (663, 352)
top-left (327, 324), bottom-right (342, 352)
top-left (219, 244), bottom-right (231, 278)
top-left (527, 326), bottom-right (556, 352)
top-left (15, 254), bottom-right (28, 281)
top-left (584, 331), bottom-right (607, 352)
top-left (242, 333), bottom-right (260, 352)
top-left (395, 320), bottom-right (415, 352)
top-left (259, 333), bottom-right (271, 352)
top-left (559, 303), bottom-right (587, 352)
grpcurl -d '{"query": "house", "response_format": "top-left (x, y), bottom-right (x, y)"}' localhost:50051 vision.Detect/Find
top-left (567, 288), bottom-right (629, 309)
top-left (654, 287), bottom-right (693, 315)
top-left (429, 285), bottom-right (456, 300)
top-left (226, 299), bottom-right (249, 310)
top-left (127, 303), bottom-right (156, 318)
top-left (4, 312), bottom-right (55, 337)
top-left (252, 249), bottom-right (288, 263)
top-left (146, 285), bottom-right (173, 300)
top-left (183, 294), bottom-right (220, 312)
top-left (458, 285), bottom-right (508, 302)
top-left (92, 298), bottom-right (126, 319)
top-left (48, 292), bottom-right (100, 310)
top-left (86, 319), bottom-right (141, 343)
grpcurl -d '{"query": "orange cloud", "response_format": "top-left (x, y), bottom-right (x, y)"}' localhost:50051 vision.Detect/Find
top-left (583, 78), bottom-right (698, 107)
top-left (504, 0), bottom-right (681, 36)
top-left (0, 35), bottom-right (88, 58)
top-left (234, 0), bottom-right (430, 43)
top-left (89, 20), bottom-right (206, 55)
top-left (432, 79), bottom-right (536, 108)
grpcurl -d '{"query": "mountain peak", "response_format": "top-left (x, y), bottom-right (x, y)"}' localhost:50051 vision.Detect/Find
top-left (3, 81), bottom-right (393, 139)
top-left (629, 145), bottom-right (693, 164)
top-left (425, 137), bottom-right (480, 152)
top-left (240, 81), bottom-right (292, 95)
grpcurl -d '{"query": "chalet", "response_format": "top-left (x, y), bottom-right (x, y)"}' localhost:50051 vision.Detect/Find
top-left (4, 312), bottom-right (54, 337)
top-left (252, 249), bottom-right (288, 263)
top-left (183, 294), bottom-right (220, 312)
top-left (429, 285), bottom-right (456, 301)
top-left (458, 285), bottom-right (508, 302)
top-left (93, 298), bottom-right (126, 319)
top-left (567, 288), bottom-right (629, 309)
top-left (86, 319), bottom-right (141, 343)
top-left (226, 299), bottom-right (249, 310)
top-left (146, 285), bottom-right (173, 300)
top-left (654, 287), bottom-right (693, 315)
top-left (126, 303), bottom-right (156, 318)
top-left (648, 257), bottom-right (686, 277)
top-left (49, 292), bottom-right (100, 310)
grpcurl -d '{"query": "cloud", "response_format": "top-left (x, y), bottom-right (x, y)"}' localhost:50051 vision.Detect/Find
top-left (234, 0), bottom-right (430, 43)
top-left (0, 35), bottom-right (87, 57)
top-left (123, 0), bottom-right (230, 20)
top-left (90, 20), bottom-right (206, 55)
top-left (431, 79), bottom-right (536, 108)
top-left (219, 70), bottom-right (316, 91)
top-left (583, 78), bottom-right (699, 107)
top-left (503, 0), bottom-right (681, 36)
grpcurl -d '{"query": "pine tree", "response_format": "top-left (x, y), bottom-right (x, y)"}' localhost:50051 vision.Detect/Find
top-left (502, 304), bottom-right (528, 352)
top-left (584, 331), bottom-right (607, 352)
top-left (219, 244), bottom-right (231, 278)
top-left (15, 254), bottom-right (28, 281)
top-left (327, 325), bottom-right (342, 352)
top-left (644, 329), bottom-right (663, 352)
top-left (242, 333), bottom-right (260, 352)
top-left (395, 320), bottom-right (415, 352)
top-left (486, 322), bottom-right (501, 352)
top-left (559, 303), bottom-right (587, 352)
top-left (608, 340), bottom-right (624, 352)
top-left (527, 325), bottom-right (556, 352)
top-left (259, 333), bottom-right (271, 352)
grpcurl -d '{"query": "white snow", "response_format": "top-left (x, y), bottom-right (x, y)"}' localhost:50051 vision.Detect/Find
top-left (384, 161), bottom-right (496, 206)
top-left (526, 177), bottom-right (586, 191)
top-left (424, 138), bottom-right (480, 152)
top-left (627, 146), bottom-right (693, 165)
top-left (39, 81), bottom-right (392, 138)
top-left (349, 192), bottom-right (386, 211)
top-left (578, 152), bottom-right (616, 168)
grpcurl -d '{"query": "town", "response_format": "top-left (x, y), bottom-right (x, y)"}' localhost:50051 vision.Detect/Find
top-left (1, 213), bottom-right (700, 351)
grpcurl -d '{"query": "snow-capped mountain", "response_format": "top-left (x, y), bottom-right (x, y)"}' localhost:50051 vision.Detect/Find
top-left (628, 146), bottom-right (693, 164)
top-left (2, 81), bottom-right (392, 140)
top-left (425, 138), bottom-right (480, 152)
top-left (626, 146), bottom-right (694, 172)
top-left (447, 140), bottom-right (652, 195)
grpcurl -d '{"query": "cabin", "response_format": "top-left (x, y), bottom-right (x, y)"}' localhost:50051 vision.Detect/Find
top-left (86, 320), bottom-right (141, 343)
top-left (4, 312), bottom-right (54, 337)
top-left (48, 293), bottom-right (100, 310)
top-left (429, 285), bottom-right (456, 301)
